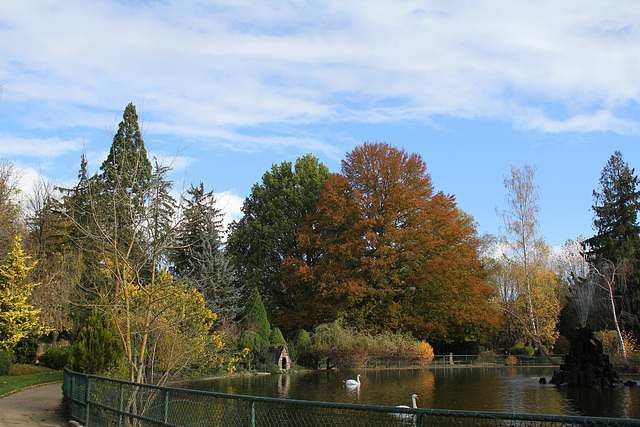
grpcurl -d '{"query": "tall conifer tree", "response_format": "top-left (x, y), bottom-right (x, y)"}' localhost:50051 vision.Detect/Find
top-left (586, 151), bottom-right (640, 330)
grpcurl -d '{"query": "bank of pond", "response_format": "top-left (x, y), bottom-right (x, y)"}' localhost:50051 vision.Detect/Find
top-left (179, 366), bottom-right (640, 419)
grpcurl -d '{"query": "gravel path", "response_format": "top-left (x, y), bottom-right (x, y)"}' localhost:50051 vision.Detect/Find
top-left (0, 382), bottom-right (67, 426)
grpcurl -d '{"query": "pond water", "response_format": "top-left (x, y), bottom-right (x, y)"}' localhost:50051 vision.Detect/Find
top-left (180, 367), bottom-right (640, 419)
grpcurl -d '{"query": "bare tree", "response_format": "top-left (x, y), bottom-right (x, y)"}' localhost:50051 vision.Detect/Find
top-left (591, 260), bottom-right (629, 366)
top-left (557, 237), bottom-right (594, 328)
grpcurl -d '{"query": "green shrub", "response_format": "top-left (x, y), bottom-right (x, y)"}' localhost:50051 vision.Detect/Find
top-left (13, 335), bottom-right (39, 364)
top-left (269, 327), bottom-right (286, 346)
top-left (308, 319), bottom-right (434, 369)
top-left (0, 350), bottom-right (11, 375)
top-left (509, 344), bottom-right (534, 356)
top-left (509, 344), bottom-right (525, 354)
top-left (40, 347), bottom-right (71, 370)
top-left (69, 311), bottom-right (123, 374)
top-left (239, 330), bottom-right (269, 369)
top-left (244, 287), bottom-right (271, 342)
top-left (294, 329), bottom-right (311, 350)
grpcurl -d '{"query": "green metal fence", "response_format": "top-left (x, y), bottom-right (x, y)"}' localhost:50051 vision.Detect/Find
top-left (64, 368), bottom-right (640, 426)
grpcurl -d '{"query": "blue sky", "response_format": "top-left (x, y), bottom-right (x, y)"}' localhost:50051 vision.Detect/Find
top-left (2, 0), bottom-right (640, 248)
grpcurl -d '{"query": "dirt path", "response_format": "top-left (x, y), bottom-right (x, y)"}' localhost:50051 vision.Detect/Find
top-left (0, 382), bottom-right (67, 426)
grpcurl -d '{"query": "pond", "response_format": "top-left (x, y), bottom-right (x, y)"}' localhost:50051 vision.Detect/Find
top-left (180, 367), bottom-right (640, 419)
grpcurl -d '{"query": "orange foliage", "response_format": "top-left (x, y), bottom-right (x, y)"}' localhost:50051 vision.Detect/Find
top-left (280, 142), bottom-right (500, 342)
top-left (416, 341), bottom-right (435, 366)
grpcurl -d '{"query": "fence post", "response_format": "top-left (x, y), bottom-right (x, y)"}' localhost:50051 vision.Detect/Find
top-left (164, 389), bottom-right (170, 424)
top-left (69, 371), bottom-right (75, 422)
top-left (85, 375), bottom-right (91, 427)
top-left (249, 400), bottom-right (256, 427)
top-left (118, 382), bottom-right (124, 427)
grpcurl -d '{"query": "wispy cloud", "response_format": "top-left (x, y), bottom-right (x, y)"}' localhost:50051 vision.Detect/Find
top-left (2, 0), bottom-right (640, 159)
top-left (0, 135), bottom-right (81, 157)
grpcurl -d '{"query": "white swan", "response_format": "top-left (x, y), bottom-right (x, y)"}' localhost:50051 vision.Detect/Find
top-left (393, 394), bottom-right (418, 421)
top-left (344, 374), bottom-right (361, 387)
top-left (396, 393), bottom-right (418, 409)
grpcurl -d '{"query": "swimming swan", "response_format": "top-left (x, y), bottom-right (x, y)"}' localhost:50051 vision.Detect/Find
top-left (396, 393), bottom-right (418, 409)
top-left (344, 374), bottom-right (361, 387)
top-left (393, 394), bottom-right (418, 421)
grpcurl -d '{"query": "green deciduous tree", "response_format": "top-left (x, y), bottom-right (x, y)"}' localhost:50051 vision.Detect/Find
top-left (281, 142), bottom-right (498, 343)
top-left (0, 235), bottom-right (43, 351)
top-left (227, 155), bottom-right (330, 319)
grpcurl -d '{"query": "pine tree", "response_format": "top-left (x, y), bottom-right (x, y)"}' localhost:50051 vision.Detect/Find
top-left (586, 151), bottom-right (640, 330)
top-left (97, 102), bottom-right (153, 249)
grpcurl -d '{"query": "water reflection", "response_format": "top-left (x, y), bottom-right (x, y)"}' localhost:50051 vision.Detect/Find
top-left (180, 367), bottom-right (640, 418)
top-left (276, 373), bottom-right (290, 399)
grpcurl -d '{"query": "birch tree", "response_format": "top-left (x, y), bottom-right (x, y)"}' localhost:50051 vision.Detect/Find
top-left (591, 260), bottom-right (628, 366)
top-left (497, 164), bottom-right (561, 352)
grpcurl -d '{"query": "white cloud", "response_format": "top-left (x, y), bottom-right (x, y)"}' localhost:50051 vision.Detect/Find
top-left (513, 108), bottom-right (640, 134)
top-left (0, 135), bottom-right (81, 157)
top-left (2, 0), bottom-right (640, 153)
top-left (215, 190), bottom-right (244, 233)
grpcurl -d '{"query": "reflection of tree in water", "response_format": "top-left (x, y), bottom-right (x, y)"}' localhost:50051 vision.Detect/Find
top-left (415, 369), bottom-right (435, 407)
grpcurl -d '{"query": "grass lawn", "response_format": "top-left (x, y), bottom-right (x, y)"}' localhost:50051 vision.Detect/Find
top-left (0, 364), bottom-right (63, 398)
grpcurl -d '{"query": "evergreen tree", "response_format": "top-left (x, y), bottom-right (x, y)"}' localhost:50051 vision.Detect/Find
top-left (244, 287), bottom-right (271, 342)
top-left (238, 287), bottom-right (272, 369)
top-left (96, 103), bottom-right (153, 295)
top-left (0, 235), bottom-right (42, 351)
top-left (69, 310), bottom-right (123, 374)
top-left (172, 183), bottom-right (242, 320)
top-left (586, 151), bottom-right (640, 330)
top-left (269, 327), bottom-right (286, 346)
top-left (99, 103), bottom-right (152, 196)
top-left (146, 161), bottom-right (176, 268)
top-left (227, 155), bottom-right (329, 319)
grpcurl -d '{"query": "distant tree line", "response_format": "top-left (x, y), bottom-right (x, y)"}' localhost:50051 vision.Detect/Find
top-left (1, 103), bottom-right (639, 381)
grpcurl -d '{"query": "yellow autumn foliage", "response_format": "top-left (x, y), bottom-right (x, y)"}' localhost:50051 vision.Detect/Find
top-left (110, 268), bottom-right (241, 380)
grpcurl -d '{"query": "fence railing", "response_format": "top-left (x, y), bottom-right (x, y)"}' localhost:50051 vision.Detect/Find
top-left (64, 368), bottom-right (640, 427)
top-left (363, 353), bottom-right (563, 369)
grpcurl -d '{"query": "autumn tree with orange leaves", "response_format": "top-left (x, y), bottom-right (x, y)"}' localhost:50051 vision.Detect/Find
top-left (281, 142), bottom-right (499, 343)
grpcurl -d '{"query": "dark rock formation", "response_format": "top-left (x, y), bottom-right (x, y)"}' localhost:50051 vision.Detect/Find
top-left (550, 327), bottom-right (622, 387)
